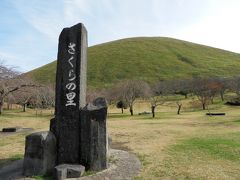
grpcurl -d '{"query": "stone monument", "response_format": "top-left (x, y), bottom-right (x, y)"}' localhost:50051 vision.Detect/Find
top-left (51, 23), bottom-right (87, 164)
top-left (23, 23), bottom-right (108, 178)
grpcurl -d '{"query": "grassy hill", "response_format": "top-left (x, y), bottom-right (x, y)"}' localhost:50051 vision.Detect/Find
top-left (25, 37), bottom-right (240, 88)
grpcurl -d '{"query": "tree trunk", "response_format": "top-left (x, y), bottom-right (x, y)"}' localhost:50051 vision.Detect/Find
top-left (0, 102), bottom-right (3, 115)
top-left (220, 92), bottom-right (224, 101)
top-left (185, 94), bottom-right (188, 99)
top-left (202, 103), bottom-right (206, 110)
top-left (177, 104), bottom-right (182, 114)
top-left (130, 106), bottom-right (133, 116)
top-left (23, 104), bottom-right (26, 112)
top-left (0, 105), bottom-right (2, 115)
top-left (121, 108), bottom-right (123, 114)
top-left (151, 106), bottom-right (155, 118)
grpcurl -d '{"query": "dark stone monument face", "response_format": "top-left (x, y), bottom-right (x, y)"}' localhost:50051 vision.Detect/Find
top-left (54, 23), bottom-right (87, 164)
top-left (23, 131), bottom-right (56, 176)
top-left (80, 97), bottom-right (108, 171)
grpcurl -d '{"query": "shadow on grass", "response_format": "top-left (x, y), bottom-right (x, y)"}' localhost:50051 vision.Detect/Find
top-left (0, 154), bottom-right (23, 169)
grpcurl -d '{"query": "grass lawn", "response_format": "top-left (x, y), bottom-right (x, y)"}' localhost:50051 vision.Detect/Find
top-left (1, 98), bottom-right (240, 179)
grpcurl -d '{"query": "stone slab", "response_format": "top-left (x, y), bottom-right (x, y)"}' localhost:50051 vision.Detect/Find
top-left (80, 98), bottom-right (108, 171)
top-left (53, 23), bottom-right (88, 164)
top-left (55, 164), bottom-right (85, 180)
top-left (23, 131), bottom-right (56, 176)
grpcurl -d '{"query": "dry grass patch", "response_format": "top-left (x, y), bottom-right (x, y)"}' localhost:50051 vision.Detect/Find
top-left (0, 109), bottom-right (52, 166)
top-left (1, 99), bottom-right (240, 179)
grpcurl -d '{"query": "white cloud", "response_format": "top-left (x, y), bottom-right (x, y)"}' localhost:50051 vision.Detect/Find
top-left (173, 1), bottom-right (240, 52)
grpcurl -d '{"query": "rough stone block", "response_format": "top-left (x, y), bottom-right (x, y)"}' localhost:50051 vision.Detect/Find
top-left (23, 131), bottom-right (56, 176)
top-left (55, 164), bottom-right (85, 180)
top-left (80, 97), bottom-right (108, 171)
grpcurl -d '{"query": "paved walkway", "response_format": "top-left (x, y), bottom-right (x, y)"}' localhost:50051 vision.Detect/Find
top-left (0, 159), bottom-right (24, 180)
top-left (0, 149), bottom-right (141, 180)
top-left (78, 149), bottom-right (141, 180)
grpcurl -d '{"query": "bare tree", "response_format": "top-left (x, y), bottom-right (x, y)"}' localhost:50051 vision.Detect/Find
top-left (192, 78), bottom-right (221, 110)
top-left (171, 80), bottom-right (191, 114)
top-left (0, 61), bottom-right (41, 114)
top-left (0, 61), bottom-right (18, 113)
top-left (228, 77), bottom-right (240, 97)
top-left (153, 80), bottom-right (188, 116)
top-left (0, 79), bottom-right (23, 114)
top-left (12, 87), bottom-right (34, 112)
top-left (173, 79), bottom-right (193, 99)
top-left (111, 80), bottom-right (150, 116)
top-left (149, 83), bottom-right (167, 118)
top-left (30, 86), bottom-right (55, 109)
top-left (0, 61), bottom-right (19, 80)
top-left (216, 78), bottom-right (229, 101)
top-left (176, 101), bottom-right (182, 114)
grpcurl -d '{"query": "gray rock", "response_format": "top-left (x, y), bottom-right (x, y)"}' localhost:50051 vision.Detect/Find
top-left (80, 98), bottom-right (108, 171)
top-left (55, 164), bottom-right (85, 180)
top-left (53, 23), bottom-right (88, 164)
top-left (93, 97), bottom-right (108, 108)
top-left (23, 131), bottom-right (56, 176)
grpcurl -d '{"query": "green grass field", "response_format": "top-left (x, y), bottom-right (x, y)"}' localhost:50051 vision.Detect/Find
top-left (1, 98), bottom-right (240, 179)
top-left (25, 37), bottom-right (240, 88)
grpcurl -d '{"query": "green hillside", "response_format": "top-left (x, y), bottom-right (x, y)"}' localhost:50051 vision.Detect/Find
top-left (26, 37), bottom-right (240, 88)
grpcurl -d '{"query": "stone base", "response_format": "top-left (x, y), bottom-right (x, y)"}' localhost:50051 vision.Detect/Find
top-left (0, 149), bottom-right (141, 180)
top-left (77, 149), bottom-right (141, 180)
top-left (23, 131), bottom-right (56, 176)
top-left (80, 98), bottom-right (108, 171)
top-left (55, 164), bottom-right (85, 180)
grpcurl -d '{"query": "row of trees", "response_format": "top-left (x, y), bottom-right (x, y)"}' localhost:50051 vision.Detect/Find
top-left (0, 61), bottom-right (54, 114)
top-left (2, 61), bottom-right (240, 118)
top-left (99, 77), bottom-right (240, 118)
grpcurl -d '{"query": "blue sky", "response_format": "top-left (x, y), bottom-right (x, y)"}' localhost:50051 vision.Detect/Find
top-left (1, 0), bottom-right (240, 72)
